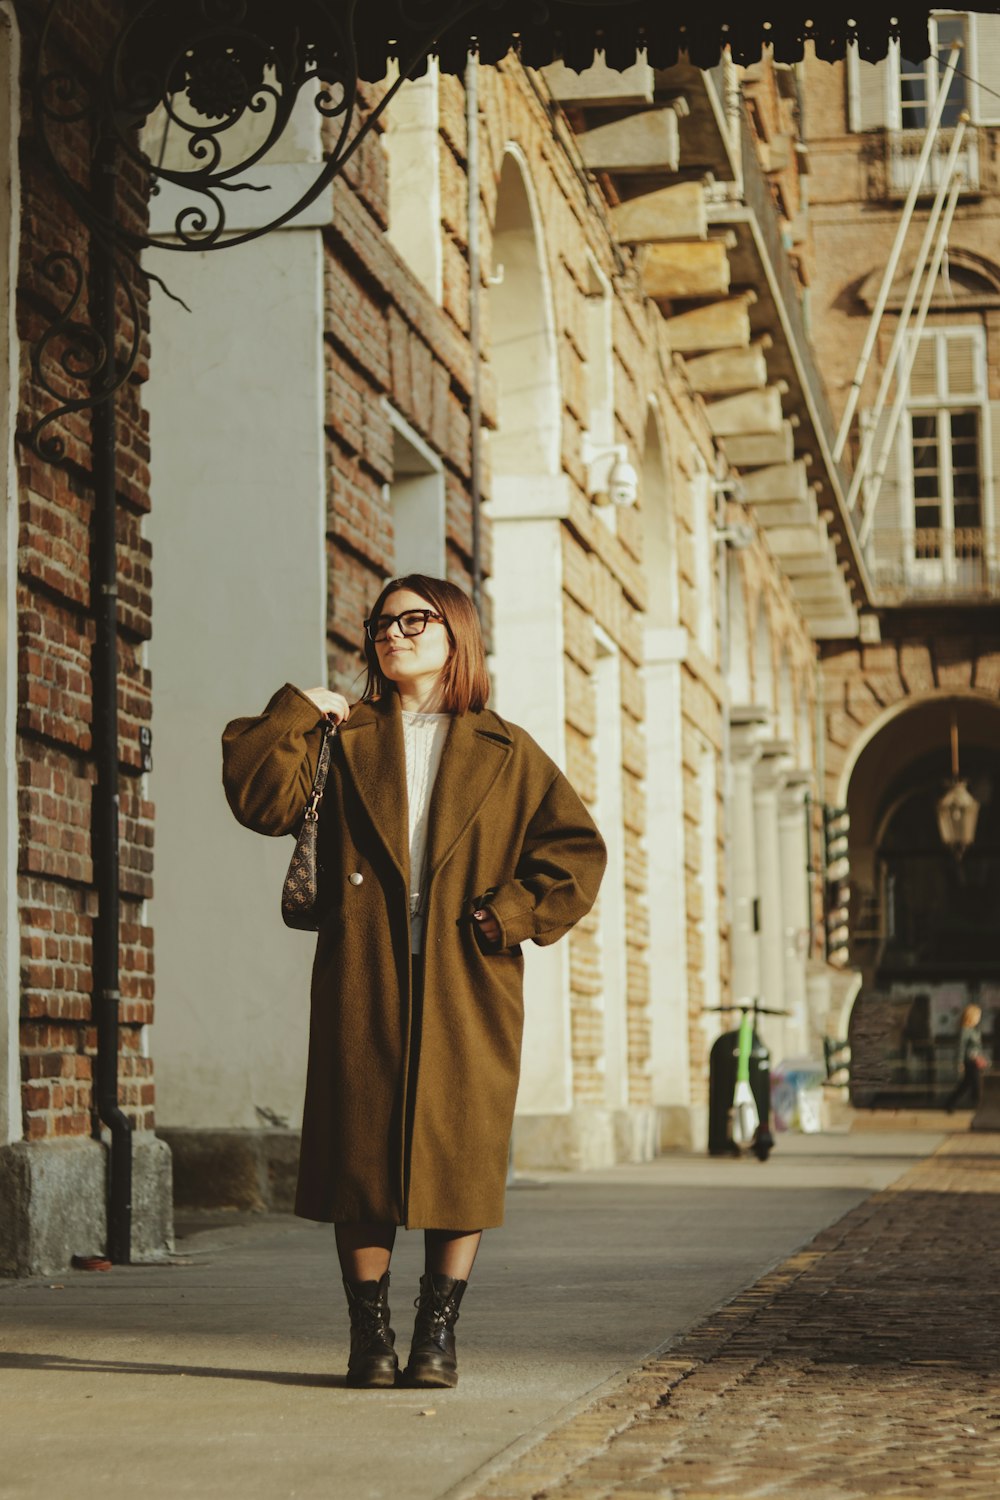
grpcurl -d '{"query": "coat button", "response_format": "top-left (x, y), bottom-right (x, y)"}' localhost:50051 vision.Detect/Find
top-left (348, 872), bottom-right (364, 886)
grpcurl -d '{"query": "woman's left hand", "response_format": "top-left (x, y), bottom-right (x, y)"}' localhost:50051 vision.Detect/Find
top-left (473, 908), bottom-right (502, 945)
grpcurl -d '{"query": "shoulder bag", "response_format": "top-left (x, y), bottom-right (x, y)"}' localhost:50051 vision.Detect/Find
top-left (281, 717), bottom-right (336, 931)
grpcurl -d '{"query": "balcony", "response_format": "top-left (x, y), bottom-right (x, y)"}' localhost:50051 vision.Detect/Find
top-left (868, 526), bottom-right (1000, 601)
top-left (885, 125), bottom-right (980, 198)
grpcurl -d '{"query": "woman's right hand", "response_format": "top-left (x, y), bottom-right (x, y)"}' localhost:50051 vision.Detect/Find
top-left (301, 687), bottom-right (351, 724)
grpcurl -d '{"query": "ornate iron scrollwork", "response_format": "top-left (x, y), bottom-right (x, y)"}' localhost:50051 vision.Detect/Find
top-left (26, 0), bottom-right (491, 459)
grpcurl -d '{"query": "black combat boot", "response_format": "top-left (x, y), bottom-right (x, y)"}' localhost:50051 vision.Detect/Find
top-left (403, 1273), bottom-right (467, 1389)
top-left (344, 1271), bottom-right (398, 1388)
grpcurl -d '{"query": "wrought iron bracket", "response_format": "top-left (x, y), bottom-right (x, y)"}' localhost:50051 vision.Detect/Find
top-left (24, 0), bottom-right (499, 460)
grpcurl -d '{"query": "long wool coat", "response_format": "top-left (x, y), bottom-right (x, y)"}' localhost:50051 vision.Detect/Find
top-left (222, 684), bottom-right (606, 1229)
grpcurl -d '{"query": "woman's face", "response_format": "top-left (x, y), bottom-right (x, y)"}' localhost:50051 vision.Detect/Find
top-left (373, 588), bottom-right (451, 690)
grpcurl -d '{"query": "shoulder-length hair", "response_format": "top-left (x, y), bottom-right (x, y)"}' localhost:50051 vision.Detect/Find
top-left (360, 574), bottom-right (490, 714)
top-left (960, 1003), bottom-right (982, 1029)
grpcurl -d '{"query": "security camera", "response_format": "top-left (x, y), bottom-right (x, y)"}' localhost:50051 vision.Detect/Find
top-left (607, 458), bottom-right (639, 508)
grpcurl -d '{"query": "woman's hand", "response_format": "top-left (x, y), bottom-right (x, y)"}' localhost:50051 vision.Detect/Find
top-left (473, 908), bottom-right (502, 945)
top-left (301, 687), bottom-right (351, 724)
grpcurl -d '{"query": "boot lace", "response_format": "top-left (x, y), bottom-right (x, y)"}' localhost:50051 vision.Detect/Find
top-left (414, 1289), bottom-right (460, 1331)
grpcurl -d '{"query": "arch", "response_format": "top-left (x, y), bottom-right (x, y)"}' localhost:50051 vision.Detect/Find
top-left (843, 694), bottom-right (1000, 1109)
top-left (0, 1), bottom-right (18, 1145)
top-left (859, 247), bottom-right (1000, 309)
top-left (642, 401), bottom-right (678, 630)
top-left (487, 148), bottom-right (560, 480)
top-left (834, 684), bottom-right (1000, 807)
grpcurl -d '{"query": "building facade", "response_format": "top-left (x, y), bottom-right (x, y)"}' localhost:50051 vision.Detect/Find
top-left (8, 1), bottom-right (968, 1272)
top-left (805, 10), bottom-right (1000, 1105)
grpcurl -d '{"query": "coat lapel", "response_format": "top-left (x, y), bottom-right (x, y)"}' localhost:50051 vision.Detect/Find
top-left (336, 698), bottom-right (410, 881)
top-left (424, 712), bottom-right (512, 882)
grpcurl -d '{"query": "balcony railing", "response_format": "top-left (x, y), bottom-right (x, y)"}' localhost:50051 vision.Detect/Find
top-left (886, 126), bottom-right (980, 198)
top-left (868, 526), bottom-right (1000, 600)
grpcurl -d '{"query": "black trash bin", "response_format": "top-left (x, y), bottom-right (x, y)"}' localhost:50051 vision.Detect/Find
top-left (708, 1026), bottom-right (773, 1156)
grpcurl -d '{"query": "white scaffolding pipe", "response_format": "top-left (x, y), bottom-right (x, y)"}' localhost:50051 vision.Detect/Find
top-left (833, 39), bottom-right (963, 462)
top-left (857, 172), bottom-right (964, 549)
top-left (843, 112), bottom-right (968, 518)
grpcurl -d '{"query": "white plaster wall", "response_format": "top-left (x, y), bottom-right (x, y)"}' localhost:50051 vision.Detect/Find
top-left (645, 643), bottom-right (689, 1109)
top-left (487, 511), bottom-right (571, 1116)
top-left (594, 631), bottom-right (628, 1108)
top-left (0, 5), bottom-right (19, 1145)
top-left (383, 62), bottom-right (443, 303)
top-left (144, 230), bottom-right (326, 1130)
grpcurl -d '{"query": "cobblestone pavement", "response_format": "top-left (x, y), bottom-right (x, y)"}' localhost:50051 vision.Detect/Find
top-left (466, 1135), bottom-right (1000, 1500)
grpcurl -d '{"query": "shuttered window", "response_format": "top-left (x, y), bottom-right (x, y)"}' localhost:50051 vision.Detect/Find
top-left (848, 15), bottom-right (976, 131)
top-left (969, 13), bottom-right (1000, 125)
top-left (864, 326), bottom-right (993, 593)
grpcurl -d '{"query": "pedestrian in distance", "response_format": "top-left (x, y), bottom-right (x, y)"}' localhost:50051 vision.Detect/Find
top-left (221, 574), bottom-right (606, 1390)
top-left (945, 1002), bottom-right (988, 1114)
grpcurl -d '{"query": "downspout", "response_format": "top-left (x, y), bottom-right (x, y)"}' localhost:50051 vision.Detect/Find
top-left (465, 51), bottom-right (482, 616)
top-left (90, 131), bottom-right (132, 1264)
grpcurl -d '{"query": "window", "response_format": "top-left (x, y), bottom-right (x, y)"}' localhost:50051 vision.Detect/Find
top-left (384, 406), bottom-right (446, 576)
top-left (848, 15), bottom-right (969, 131)
top-left (900, 327), bottom-right (989, 582)
top-left (898, 15), bottom-right (967, 130)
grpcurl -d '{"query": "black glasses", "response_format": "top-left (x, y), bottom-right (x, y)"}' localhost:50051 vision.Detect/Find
top-left (364, 609), bottom-right (444, 643)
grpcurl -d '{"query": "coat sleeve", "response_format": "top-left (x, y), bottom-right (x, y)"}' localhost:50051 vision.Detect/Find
top-left (483, 768), bottom-right (607, 949)
top-left (221, 683), bottom-right (325, 836)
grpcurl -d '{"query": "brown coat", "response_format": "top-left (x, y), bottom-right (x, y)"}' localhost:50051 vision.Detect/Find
top-left (221, 684), bottom-right (606, 1228)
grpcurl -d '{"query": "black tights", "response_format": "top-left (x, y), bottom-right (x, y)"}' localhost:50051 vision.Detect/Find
top-left (335, 1224), bottom-right (482, 1285)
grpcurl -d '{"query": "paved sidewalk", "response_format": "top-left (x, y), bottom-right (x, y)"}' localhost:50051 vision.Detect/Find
top-left (468, 1132), bottom-right (1000, 1500)
top-left (0, 1132), bottom-right (938, 1500)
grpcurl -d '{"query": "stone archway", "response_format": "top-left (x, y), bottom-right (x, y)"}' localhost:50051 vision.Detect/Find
top-left (841, 692), bottom-right (1000, 1108)
top-left (484, 146), bottom-right (573, 1135)
top-left (641, 402), bottom-right (691, 1141)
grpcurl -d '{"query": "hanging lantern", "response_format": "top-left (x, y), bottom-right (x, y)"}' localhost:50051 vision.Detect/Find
top-left (936, 778), bottom-right (980, 859)
top-left (936, 710), bottom-right (980, 860)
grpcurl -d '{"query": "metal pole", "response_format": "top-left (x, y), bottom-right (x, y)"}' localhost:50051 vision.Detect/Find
top-left (843, 113), bottom-right (968, 517)
top-left (90, 131), bottom-right (132, 1264)
top-left (858, 172), bottom-right (963, 548)
top-left (465, 52), bottom-right (482, 618)
top-left (833, 39), bottom-right (963, 462)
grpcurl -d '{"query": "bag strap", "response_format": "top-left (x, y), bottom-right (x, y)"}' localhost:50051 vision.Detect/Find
top-left (302, 716), bottom-right (336, 824)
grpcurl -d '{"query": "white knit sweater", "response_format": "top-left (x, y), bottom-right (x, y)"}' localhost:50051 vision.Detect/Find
top-left (401, 709), bottom-right (450, 953)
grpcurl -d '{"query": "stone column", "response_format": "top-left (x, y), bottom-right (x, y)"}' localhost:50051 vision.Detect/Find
top-left (728, 713), bottom-right (767, 1006)
top-left (753, 742), bottom-right (792, 1060)
top-left (779, 772), bottom-right (813, 1056)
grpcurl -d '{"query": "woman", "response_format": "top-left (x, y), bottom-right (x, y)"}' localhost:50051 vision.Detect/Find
top-left (222, 574), bottom-right (605, 1389)
top-left (945, 1002), bottom-right (987, 1113)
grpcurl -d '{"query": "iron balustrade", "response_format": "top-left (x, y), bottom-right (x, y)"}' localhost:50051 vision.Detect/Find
top-left (886, 125), bottom-right (981, 198)
top-left (868, 526), bottom-right (999, 599)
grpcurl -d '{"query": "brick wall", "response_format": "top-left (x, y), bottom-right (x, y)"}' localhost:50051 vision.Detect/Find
top-left (14, 0), bottom-right (154, 1145)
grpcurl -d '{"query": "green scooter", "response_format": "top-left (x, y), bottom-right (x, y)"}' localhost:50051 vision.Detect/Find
top-left (707, 1001), bottom-right (788, 1161)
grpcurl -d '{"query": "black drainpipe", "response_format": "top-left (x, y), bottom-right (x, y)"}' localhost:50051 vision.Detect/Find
top-left (90, 130), bottom-right (131, 1264)
top-left (465, 53), bottom-right (482, 617)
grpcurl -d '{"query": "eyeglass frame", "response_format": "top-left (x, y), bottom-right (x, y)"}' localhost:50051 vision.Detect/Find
top-left (363, 608), bottom-right (446, 644)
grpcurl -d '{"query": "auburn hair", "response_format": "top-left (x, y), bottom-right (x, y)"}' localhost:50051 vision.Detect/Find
top-left (360, 574), bottom-right (491, 714)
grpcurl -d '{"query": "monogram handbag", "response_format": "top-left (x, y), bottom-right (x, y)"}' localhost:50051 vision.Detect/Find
top-left (281, 717), bottom-right (336, 931)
